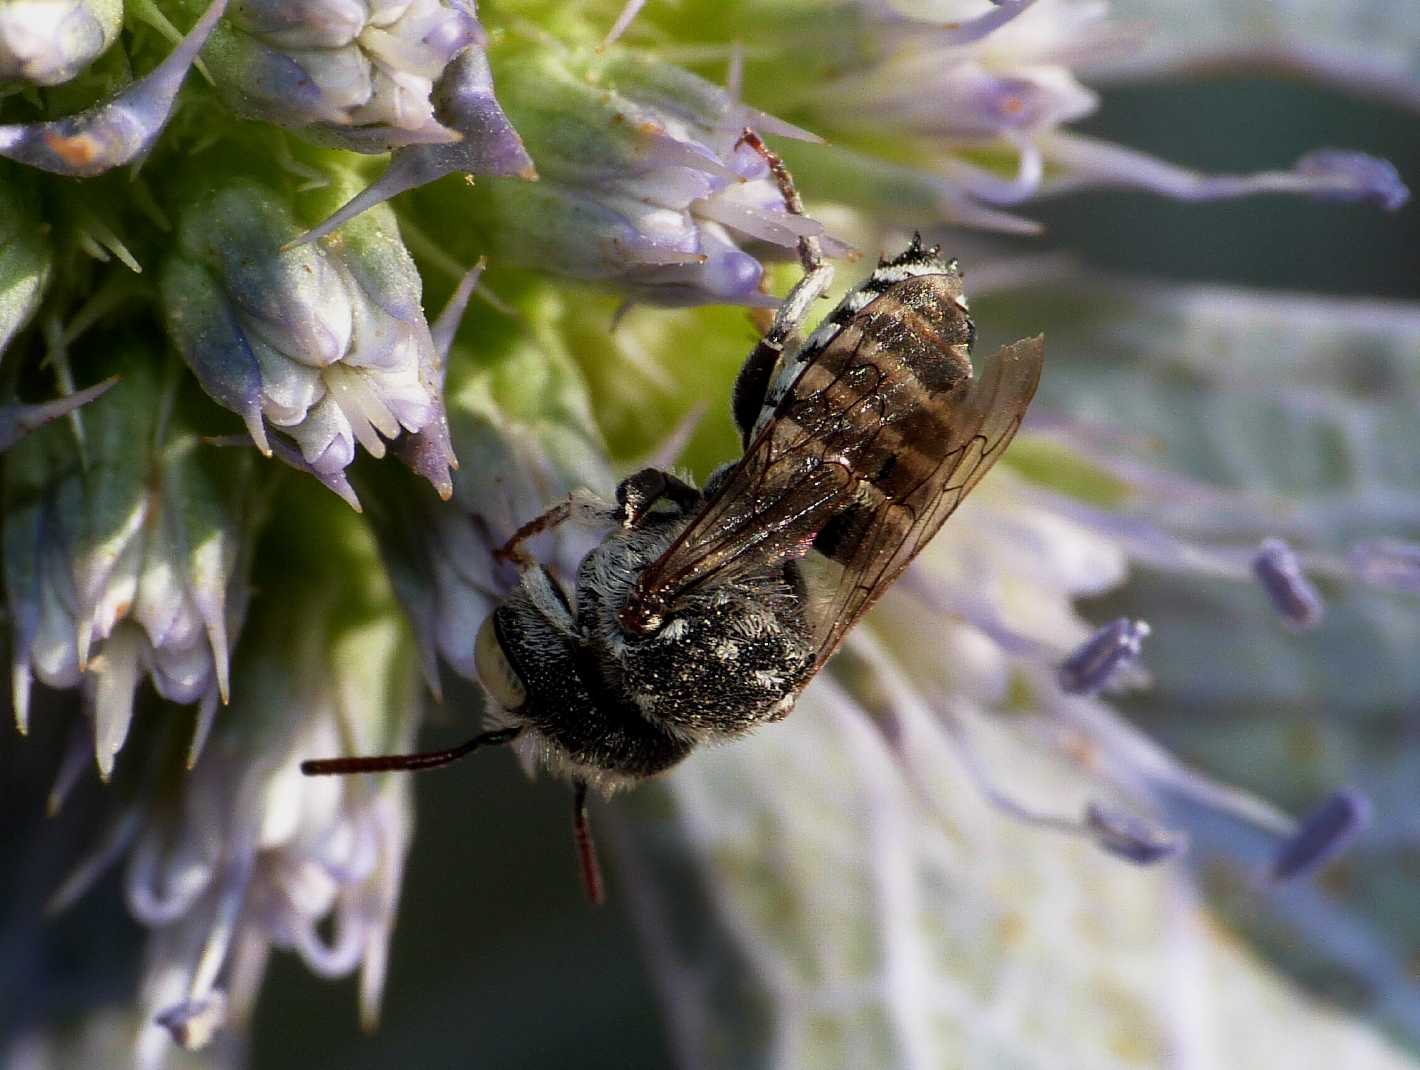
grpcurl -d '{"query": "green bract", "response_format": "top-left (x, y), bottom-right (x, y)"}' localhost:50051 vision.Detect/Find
top-left (0, 168), bottom-right (50, 362)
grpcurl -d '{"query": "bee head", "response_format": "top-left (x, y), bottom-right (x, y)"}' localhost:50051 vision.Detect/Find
top-left (879, 232), bottom-right (952, 274)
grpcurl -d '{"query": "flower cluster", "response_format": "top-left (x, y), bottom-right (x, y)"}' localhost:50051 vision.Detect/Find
top-left (161, 175), bottom-right (455, 499)
top-left (4, 351), bottom-right (255, 778)
top-left (0, 0), bottom-right (1416, 1067)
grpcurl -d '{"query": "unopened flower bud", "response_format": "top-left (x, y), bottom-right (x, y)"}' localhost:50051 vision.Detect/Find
top-left (2, 348), bottom-right (255, 774)
top-left (290, 47), bottom-right (534, 247)
top-left (0, 0), bottom-right (122, 87)
top-left (204, 0), bottom-right (480, 152)
top-left (162, 176), bottom-right (454, 497)
top-left (0, 0), bottom-right (225, 176)
top-left (459, 48), bottom-right (827, 305)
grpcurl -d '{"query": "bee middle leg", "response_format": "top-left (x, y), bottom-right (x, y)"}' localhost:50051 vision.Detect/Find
top-left (614, 467), bottom-right (701, 529)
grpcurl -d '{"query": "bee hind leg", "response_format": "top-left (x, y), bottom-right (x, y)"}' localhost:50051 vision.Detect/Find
top-left (732, 128), bottom-right (835, 444)
top-left (571, 779), bottom-right (605, 906)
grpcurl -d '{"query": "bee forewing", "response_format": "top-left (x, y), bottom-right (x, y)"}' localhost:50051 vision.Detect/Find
top-left (625, 251), bottom-right (1041, 669)
top-left (803, 332), bottom-right (1045, 675)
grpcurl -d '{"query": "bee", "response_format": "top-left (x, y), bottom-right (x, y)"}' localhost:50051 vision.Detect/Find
top-left (303, 135), bottom-right (1045, 904)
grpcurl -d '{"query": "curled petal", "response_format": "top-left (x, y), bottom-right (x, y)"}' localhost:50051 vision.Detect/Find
top-left (127, 831), bottom-right (216, 926)
top-left (293, 901), bottom-right (368, 978)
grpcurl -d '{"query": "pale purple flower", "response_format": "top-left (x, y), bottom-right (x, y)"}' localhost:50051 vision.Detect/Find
top-left (472, 50), bottom-right (832, 306)
top-left (289, 47), bottom-right (534, 248)
top-left (0, 0), bottom-right (226, 176)
top-left (2, 356), bottom-right (253, 777)
top-left (46, 586), bottom-right (421, 1067)
top-left (0, 0), bottom-right (122, 86)
top-left (207, 0), bottom-right (482, 152)
top-left (803, 0), bottom-right (1409, 228)
top-left (161, 179), bottom-right (455, 499)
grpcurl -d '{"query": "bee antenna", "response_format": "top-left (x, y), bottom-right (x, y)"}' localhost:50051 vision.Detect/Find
top-left (572, 780), bottom-right (606, 906)
top-left (300, 726), bottom-right (523, 776)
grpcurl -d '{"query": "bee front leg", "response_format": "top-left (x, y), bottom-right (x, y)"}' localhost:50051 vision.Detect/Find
top-left (614, 467), bottom-right (702, 530)
top-left (496, 489), bottom-right (618, 567)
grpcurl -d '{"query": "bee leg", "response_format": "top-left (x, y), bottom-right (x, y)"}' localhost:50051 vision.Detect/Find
top-left (732, 129), bottom-right (835, 445)
top-left (495, 489), bottom-right (618, 567)
top-left (730, 259), bottom-right (835, 444)
top-left (300, 726), bottom-right (522, 776)
top-left (571, 779), bottom-right (605, 906)
top-left (614, 467), bottom-right (701, 529)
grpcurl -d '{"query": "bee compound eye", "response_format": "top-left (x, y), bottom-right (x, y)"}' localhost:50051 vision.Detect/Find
top-left (474, 614), bottom-right (527, 711)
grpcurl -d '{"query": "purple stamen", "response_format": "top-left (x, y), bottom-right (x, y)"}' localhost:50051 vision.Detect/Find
top-left (1085, 801), bottom-right (1188, 865)
top-left (1057, 617), bottom-right (1150, 695)
top-left (1296, 150), bottom-right (1410, 212)
top-left (1270, 789), bottom-right (1371, 882)
top-left (155, 991), bottom-right (228, 1051)
top-left (1252, 537), bottom-right (1324, 631)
